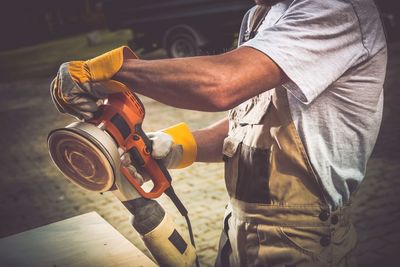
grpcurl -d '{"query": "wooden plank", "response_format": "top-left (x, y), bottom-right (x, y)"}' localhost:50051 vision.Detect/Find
top-left (0, 212), bottom-right (157, 267)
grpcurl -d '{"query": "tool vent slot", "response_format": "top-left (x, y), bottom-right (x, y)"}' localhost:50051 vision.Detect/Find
top-left (110, 113), bottom-right (131, 139)
top-left (168, 229), bottom-right (187, 254)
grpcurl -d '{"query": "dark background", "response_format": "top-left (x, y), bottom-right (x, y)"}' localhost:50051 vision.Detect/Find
top-left (0, 0), bottom-right (399, 51)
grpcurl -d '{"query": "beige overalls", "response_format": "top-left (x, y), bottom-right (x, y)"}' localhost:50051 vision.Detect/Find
top-left (214, 7), bottom-right (358, 267)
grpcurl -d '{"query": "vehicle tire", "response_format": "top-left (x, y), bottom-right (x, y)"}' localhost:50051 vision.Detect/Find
top-left (165, 29), bottom-right (200, 58)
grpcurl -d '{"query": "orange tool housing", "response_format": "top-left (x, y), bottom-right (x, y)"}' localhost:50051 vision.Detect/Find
top-left (90, 91), bottom-right (172, 198)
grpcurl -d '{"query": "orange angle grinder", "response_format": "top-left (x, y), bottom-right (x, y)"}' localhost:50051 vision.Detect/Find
top-left (48, 91), bottom-right (198, 267)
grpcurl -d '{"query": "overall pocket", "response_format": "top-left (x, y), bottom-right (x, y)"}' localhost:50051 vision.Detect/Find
top-left (277, 226), bottom-right (331, 259)
top-left (256, 224), bottom-right (332, 266)
top-left (223, 136), bottom-right (241, 200)
top-left (223, 136), bottom-right (270, 204)
top-left (236, 144), bottom-right (270, 204)
top-left (225, 92), bottom-right (273, 204)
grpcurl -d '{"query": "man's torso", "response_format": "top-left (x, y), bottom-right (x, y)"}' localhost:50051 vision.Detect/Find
top-left (236, 0), bottom-right (387, 208)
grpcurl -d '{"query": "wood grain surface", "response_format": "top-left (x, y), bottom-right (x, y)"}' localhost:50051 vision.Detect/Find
top-left (0, 212), bottom-right (157, 267)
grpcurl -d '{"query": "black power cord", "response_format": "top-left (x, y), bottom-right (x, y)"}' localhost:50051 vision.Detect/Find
top-left (165, 187), bottom-right (200, 267)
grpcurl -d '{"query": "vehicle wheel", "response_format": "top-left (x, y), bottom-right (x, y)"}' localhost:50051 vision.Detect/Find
top-left (165, 30), bottom-right (200, 58)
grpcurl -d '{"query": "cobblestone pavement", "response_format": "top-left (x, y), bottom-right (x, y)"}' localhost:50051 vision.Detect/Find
top-left (351, 43), bottom-right (400, 267)
top-left (0, 44), bottom-right (399, 267)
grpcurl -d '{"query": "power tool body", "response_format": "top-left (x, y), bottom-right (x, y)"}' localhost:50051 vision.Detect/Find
top-left (48, 91), bottom-right (197, 266)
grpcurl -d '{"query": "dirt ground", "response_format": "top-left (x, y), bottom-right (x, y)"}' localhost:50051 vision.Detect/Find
top-left (0, 44), bottom-right (399, 266)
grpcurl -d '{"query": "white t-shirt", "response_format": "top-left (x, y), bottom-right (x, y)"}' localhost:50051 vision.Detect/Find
top-left (240, 0), bottom-right (387, 208)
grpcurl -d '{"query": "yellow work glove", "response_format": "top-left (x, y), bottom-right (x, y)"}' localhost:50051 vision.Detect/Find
top-left (50, 46), bottom-right (137, 120)
top-left (121, 123), bottom-right (197, 184)
top-left (159, 123), bottom-right (197, 169)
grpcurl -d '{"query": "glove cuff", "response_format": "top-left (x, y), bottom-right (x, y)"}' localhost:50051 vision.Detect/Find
top-left (162, 123), bottom-right (197, 169)
top-left (66, 46), bottom-right (138, 84)
top-left (86, 46), bottom-right (138, 82)
top-left (67, 46), bottom-right (138, 94)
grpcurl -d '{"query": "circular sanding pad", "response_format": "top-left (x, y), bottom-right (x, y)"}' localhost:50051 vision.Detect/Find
top-left (48, 129), bottom-right (114, 192)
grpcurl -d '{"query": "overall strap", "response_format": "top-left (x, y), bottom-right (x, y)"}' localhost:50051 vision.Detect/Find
top-left (244, 5), bottom-right (271, 42)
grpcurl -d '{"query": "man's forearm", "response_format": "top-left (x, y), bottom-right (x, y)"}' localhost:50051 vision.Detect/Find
top-left (193, 118), bottom-right (228, 162)
top-left (113, 47), bottom-right (286, 112)
top-left (114, 55), bottom-right (227, 111)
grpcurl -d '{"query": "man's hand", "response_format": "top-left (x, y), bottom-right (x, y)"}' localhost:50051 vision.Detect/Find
top-left (120, 131), bottom-right (184, 185)
top-left (147, 132), bottom-right (185, 168)
top-left (121, 118), bottom-right (228, 184)
top-left (121, 123), bottom-right (197, 184)
top-left (50, 46), bottom-right (137, 120)
top-left (120, 123), bottom-right (197, 184)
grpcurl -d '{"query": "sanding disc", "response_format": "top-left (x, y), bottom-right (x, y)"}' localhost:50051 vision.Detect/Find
top-left (48, 129), bottom-right (115, 192)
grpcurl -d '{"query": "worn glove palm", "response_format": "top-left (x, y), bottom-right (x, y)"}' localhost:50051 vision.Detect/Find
top-left (121, 132), bottom-right (183, 184)
top-left (50, 46), bottom-right (137, 120)
top-left (121, 123), bottom-right (197, 184)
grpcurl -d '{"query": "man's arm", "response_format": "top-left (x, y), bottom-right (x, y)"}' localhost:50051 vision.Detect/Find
top-left (192, 118), bottom-right (228, 163)
top-left (114, 46), bottom-right (287, 111)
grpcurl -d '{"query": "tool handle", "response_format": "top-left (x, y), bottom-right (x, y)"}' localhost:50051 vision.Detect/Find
top-left (120, 163), bottom-right (170, 199)
top-left (122, 124), bottom-right (173, 199)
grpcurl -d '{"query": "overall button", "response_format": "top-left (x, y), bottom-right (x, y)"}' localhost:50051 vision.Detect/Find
top-left (319, 210), bottom-right (330, 221)
top-left (320, 236), bottom-right (331, 247)
top-left (331, 214), bottom-right (339, 225)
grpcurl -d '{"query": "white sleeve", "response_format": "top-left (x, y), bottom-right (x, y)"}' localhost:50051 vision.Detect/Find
top-left (242, 0), bottom-right (367, 104)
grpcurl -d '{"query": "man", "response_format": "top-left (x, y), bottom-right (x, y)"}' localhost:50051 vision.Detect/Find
top-left (51, 0), bottom-right (387, 265)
